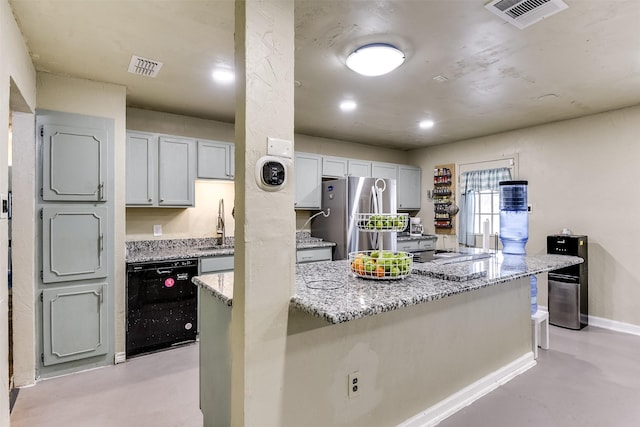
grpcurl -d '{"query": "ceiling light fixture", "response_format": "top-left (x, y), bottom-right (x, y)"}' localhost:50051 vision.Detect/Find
top-left (340, 100), bottom-right (357, 112)
top-left (345, 43), bottom-right (405, 77)
top-left (212, 69), bottom-right (235, 84)
top-left (419, 120), bottom-right (435, 129)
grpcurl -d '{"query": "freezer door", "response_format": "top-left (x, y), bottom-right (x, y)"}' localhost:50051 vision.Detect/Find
top-left (549, 278), bottom-right (581, 330)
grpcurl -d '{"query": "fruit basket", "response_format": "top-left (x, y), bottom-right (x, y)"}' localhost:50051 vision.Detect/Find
top-left (349, 250), bottom-right (414, 280)
top-left (355, 213), bottom-right (409, 232)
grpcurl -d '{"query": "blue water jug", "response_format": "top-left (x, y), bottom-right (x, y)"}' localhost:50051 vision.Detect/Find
top-left (499, 180), bottom-right (528, 254)
top-left (530, 275), bottom-right (538, 315)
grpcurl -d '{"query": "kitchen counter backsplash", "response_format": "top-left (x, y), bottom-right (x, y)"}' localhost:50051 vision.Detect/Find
top-left (126, 232), bottom-right (333, 263)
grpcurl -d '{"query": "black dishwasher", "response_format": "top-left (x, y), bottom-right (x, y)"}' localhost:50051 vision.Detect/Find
top-left (126, 259), bottom-right (198, 357)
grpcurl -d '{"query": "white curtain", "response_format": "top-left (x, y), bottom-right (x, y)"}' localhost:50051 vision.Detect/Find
top-left (458, 167), bottom-right (512, 246)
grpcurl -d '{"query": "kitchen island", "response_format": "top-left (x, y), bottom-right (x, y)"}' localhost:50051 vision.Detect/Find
top-left (194, 253), bottom-right (582, 426)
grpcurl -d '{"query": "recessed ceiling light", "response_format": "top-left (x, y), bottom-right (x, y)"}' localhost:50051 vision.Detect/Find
top-left (340, 100), bottom-right (357, 112)
top-left (345, 43), bottom-right (405, 77)
top-left (212, 69), bottom-right (235, 84)
top-left (419, 120), bottom-right (435, 129)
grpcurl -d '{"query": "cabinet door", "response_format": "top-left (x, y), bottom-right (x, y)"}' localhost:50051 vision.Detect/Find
top-left (158, 136), bottom-right (196, 206)
top-left (126, 132), bottom-right (155, 205)
top-left (294, 153), bottom-right (322, 210)
top-left (197, 140), bottom-right (234, 180)
top-left (42, 283), bottom-right (108, 366)
top-left (42, 124), bottom-right (107, 202)
top-left (348, 159), bottom-right (371, 177)
top-left (322, 156), bottom-right (347, 178)
top-left (398, 165), bottom-right (422, 210)
top-left (371, 162), bottom-right (398, 181)
top-left (42, 206), bottom-right (108, 283)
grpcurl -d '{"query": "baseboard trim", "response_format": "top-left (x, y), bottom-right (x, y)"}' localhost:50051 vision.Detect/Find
top-left (587, 315), bottom-right (640, 336)
top-left (114, 352), bottom-right (126, 364)
top-left (398, 352), bottom-right (536, 427)
top-left (537, 305), bottom-right (640, 337)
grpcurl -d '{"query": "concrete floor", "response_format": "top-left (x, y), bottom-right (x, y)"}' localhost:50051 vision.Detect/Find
top-left (10, 325), bottom-right (640, 427)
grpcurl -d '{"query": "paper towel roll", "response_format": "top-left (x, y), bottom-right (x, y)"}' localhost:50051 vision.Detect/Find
top-left (482, 219), bottom-right (490, 252)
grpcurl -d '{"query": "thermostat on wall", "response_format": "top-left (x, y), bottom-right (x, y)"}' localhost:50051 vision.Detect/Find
top-left (255, 156), bottom-right (289, 191)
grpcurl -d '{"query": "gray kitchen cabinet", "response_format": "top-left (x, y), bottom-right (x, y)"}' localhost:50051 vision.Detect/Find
top-left (200, 255), bottom-right (234, 273)
top-left (397, 237), bottom-right (436, 252)
top-left (371, 161), bottom-right (398, 181)
top-left (41, 206), bottom-right (108, 284)
top-left (41, 124), bottom-right (107, 202)
top-left (36, 109), bottom-right (114, 377)
top-left (322, 156), bottom-right (347, 178)
top-left (348, 159), bottom-right (371, 177)
top-left (158, 136), bottom-right (196, 206)
top-left (126, 132), bottom-right (155, 206)
top-left (397, 165), bottom-right (422, 210)
top-left (197, 140), bottom-right (235, 180)
top-left (294, 152), bottom-right (322, 210)
top-left (126, 131), bottom-right (196, 207)
top-left (42, 283), bottom-right (108, 366)
top-left (296, 247), bottom-right (332, 263)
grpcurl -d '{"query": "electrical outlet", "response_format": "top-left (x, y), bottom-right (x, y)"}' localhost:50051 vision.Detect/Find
top-left (153, 224), bottom-right (162, 236)
top-left (348, 371), bottom-right (361, 399)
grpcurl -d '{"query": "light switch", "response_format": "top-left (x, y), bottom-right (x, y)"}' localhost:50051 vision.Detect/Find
top-left (153, 224), bottom-right (162, 236)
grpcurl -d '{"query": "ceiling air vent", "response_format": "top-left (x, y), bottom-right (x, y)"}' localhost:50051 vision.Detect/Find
top-left (127, 55), bottom-right (163, 78)
top-left (485, 0), bottom-right (568, 29)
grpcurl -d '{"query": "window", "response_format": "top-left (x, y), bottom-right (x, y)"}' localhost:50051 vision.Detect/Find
top-left (470, 189), bottom-right (500, 235)
top-left (458, 166), bottom-right (513, 247)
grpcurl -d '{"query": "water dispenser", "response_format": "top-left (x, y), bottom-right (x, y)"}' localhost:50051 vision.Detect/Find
top-left (499, 180), bottom-right (528, 255)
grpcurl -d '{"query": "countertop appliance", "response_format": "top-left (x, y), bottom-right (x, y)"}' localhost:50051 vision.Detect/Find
top-left (547, 234), bottom-right (588, 330)
top-left (126, 258), bottom-right (198, 357)
top-left (312, 176), bottom-right (397, 260)
top-left (409, 217), bottom-right (423, 236)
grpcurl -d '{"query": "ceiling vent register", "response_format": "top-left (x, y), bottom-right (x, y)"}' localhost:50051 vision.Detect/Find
top-left (485, 0), bottom-right (568, 29)
top-left (128, 55), bottom-right (163, 78)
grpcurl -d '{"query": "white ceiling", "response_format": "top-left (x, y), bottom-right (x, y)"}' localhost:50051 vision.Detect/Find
top-left (8, 0), bottom-right (640, 150)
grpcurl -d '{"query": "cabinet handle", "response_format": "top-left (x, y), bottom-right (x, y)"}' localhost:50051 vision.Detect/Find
top-left (98, 234), bottom-right (104, 253)
top-left (160, 198), bottom-right (164, 203)
top-left (148, 198), bottom-right (152, 202)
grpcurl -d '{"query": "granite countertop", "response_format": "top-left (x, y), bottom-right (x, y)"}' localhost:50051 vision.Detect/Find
top-left (126, 232), bottom-right (335, 263)
top-left (192, 252), bottom-right (583, 324)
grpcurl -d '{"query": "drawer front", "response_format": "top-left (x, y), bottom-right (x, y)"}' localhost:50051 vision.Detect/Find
top-left (418, 239), bottom-right (436, 251)
top-left (297, 247), bottom-right (332, 263)
top-left (200, 255), bottom-right (234, 273)
top-left (397, 240), bottom-right (420, 252)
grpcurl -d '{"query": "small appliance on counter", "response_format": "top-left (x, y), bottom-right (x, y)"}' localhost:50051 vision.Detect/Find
top-left (547, 234), bottom-right (588, 330)
top-left (409, 217), bottom-right (424, 236)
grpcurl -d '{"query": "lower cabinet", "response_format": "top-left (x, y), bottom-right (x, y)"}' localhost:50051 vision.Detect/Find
top-left (200, 255), bottom-right (234, 274)
top-left (42, 283), bottom-right (108, 366)
top-left (296, 247), bottom-right (332, 264)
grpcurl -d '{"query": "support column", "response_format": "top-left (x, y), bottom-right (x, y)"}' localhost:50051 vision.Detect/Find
top-left (232, 1), bottom-right (295, 426)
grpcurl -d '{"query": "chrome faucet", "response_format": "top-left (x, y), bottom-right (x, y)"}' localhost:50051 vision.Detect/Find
top-left (216, 198), bottom-right (225, 244)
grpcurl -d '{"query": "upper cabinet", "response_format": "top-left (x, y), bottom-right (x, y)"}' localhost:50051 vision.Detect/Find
top-left (158, 136), bottom-right (196, 206)
top-left (348, 159), bottom-right (371, 177)
top-left (397, 165), bottom-right (422, 210)
top-left (322, 156), bottom-right (347, 178)
top-left (197, 140), bottom-right (234, 180)
top-left (41, 124), bottom-right (107, 202)
top-left (126, 131), bottom-right (196, 207)
top-left (371, 162), bottom-right (399, 181)
top-left (294, 153), bottom-right (322, 210)
top-left (126, 132), bottom-right (155, 206)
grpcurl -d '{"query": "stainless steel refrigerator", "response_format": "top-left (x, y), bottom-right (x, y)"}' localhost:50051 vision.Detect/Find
top-left (311, 176), bottom-right (397, 260)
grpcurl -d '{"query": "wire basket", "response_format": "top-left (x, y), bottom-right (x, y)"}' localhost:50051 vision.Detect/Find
top-left (348, 250), bottom-right (413, 280)
top-left (355, 213), bottom-right (409, 232)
